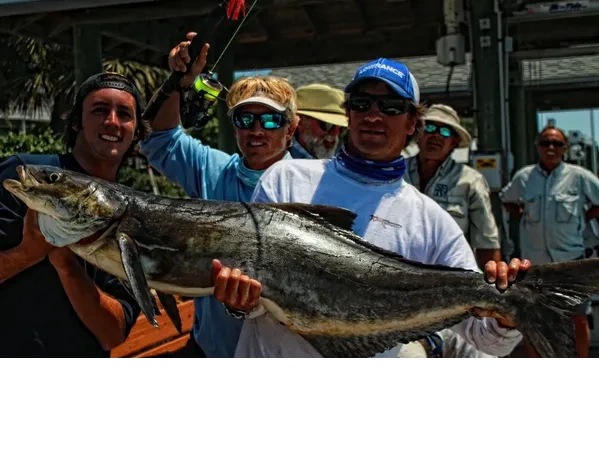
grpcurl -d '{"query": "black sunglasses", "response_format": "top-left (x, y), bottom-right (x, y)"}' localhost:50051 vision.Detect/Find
top-left (232, 111), bottom-right (287, 130)
top-left (317, 120), bottom-right (340, 132)
top-left (348, 93), bottom-right (410, 116)
top-left (538, 139), bottom-right (565, 148)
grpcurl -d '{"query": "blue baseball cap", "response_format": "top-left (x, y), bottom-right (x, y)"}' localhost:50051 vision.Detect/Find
top-left (344, 58), bottom-right (420, 103)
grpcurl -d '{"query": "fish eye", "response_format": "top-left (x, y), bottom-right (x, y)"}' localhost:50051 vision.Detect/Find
top-left (48, 173), bottom-right (60, 183)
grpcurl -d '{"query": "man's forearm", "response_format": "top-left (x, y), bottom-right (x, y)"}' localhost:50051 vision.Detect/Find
top-left (503, 203), bottom-right (522, 220)
top-left (149, 87), bottom-right (184, 131)
top-left (52, 258), bottom-right (127, 351)
top-left (586, 206), bottom-right (599, 222)
top-left (0, 242), bottom-right (48, 284)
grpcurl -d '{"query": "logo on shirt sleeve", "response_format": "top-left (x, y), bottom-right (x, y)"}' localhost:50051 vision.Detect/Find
top-left (370, 215), bottom-right (403, 229)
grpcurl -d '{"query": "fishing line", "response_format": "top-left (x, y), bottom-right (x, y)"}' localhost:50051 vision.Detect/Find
top-left (209, 0), bottom-right (259, 76)
top-left (178, 0), bottom-right (259, 128)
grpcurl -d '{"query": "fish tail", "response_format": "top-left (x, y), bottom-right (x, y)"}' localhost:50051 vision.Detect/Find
top-left (510, 258), bottom-right (599, 358)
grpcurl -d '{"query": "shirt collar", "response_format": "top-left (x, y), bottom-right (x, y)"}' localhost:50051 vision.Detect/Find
top-left (535, 161), bottom-right (565, 178)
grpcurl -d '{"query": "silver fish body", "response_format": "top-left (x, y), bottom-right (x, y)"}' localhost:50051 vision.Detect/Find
top-left (4, 165), bottom-right (598, 358)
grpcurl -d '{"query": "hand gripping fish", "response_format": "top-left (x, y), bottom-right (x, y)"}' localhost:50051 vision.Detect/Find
top-left (4, 165), bottom-right (598, 358)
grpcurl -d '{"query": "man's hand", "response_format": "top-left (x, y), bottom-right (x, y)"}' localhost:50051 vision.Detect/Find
top-left (484, 258), bottom-right (531, 291)
top-left (212, 259), bottom-right (262, 312)
top-left (168, 31), bottom-right (210, 89)
top-left (474, 258), bottom-right (532, 329)
top-left (21, 210), bottom-right (54, 258)
top-left (503, 203), bottom-right (524, 220)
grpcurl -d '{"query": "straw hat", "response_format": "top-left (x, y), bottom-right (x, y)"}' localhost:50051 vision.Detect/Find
top-left (424, 104), bottom-right (471, 148)
top-left (296, 84), bottom-right (348, 128)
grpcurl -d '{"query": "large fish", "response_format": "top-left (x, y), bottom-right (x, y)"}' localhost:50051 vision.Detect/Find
top-left (3, 164), bottom-right (598, 358)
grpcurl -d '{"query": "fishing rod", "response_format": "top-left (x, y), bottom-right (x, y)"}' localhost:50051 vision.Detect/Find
top-left (179, 0), bottom-right (258, 129)
top-left (142, 0), bottom-right (255, 127)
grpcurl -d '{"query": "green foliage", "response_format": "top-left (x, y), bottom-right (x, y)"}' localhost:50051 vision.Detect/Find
top-left (0, 126), bottom-right (187, 198)
top-left (117, 163), bottom-right (187, 199)
top-left (0, 35), bottom-right (170, 127)
top-left (0, 127), bottom-right (66, 158)
top-left (0, 34), bottom-right (221, 198)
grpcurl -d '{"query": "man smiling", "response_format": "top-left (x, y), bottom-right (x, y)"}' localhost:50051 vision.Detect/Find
top-left (140, 32), bottom-right (299, 357)
top-left (209, 58), bottom-right (531, 358)
top-left (404, 104), bottom-right (501, 268)
top-left (0, 72), bottom-right (145, 356)
top-left (290, 84), bottom-right (347, 159)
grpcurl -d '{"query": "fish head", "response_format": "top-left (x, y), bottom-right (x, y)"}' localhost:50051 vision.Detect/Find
top-left (2, 165), bottom-right (126, 246)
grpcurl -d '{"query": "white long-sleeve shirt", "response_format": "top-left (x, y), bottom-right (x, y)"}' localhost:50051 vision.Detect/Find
top-left (236, 158), bottom-right (522, 358)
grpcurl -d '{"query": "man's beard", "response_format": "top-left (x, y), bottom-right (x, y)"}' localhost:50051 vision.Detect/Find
top-left (303, 130), bottom-right (340, 159)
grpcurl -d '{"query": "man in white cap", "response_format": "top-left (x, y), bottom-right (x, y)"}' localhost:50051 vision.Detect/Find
top-left (404, 104), bottom-right (502, 268)
top-left (289, 83), bottom-right (348, 160)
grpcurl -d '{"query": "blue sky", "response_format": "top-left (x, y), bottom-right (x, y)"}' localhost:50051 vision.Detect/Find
top-left (537, 109), bottom-right (599, 142)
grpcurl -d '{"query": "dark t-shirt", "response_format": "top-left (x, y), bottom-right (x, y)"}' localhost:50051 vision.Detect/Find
top-left (0, 153), bottom-right (140, 357)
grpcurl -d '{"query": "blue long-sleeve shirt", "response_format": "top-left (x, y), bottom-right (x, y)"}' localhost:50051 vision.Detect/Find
top-left (140, 126), bottom-right (291, 357)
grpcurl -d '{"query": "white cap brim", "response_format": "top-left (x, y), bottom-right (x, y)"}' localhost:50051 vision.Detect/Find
top-left (228, 96), bottom-right (286, 115)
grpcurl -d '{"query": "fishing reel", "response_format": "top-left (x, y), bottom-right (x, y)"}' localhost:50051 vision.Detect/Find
top-left (180, 73), bottom-right (224, 130)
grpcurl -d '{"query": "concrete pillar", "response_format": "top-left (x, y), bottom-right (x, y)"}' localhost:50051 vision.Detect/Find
top-left (505, 62), bottom-right (527, 260)
top-left (508, 59), bottom-right (528, 175)
top-left (73, 24), bottom-right (103, 88)
top-left (470, 0), bottom-right (504, 159)
top-left (525, 92), bottom-right (539, 165)
top-left (470, 0), bottom-right (508, 258)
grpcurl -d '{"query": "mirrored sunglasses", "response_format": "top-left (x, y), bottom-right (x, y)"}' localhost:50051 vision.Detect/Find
top-left (232, 111), bottom-right (287, 130)
top-left (424, 123), bottom-right (455, 138)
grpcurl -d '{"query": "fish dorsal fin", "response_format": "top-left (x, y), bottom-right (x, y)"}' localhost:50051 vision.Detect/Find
top-left (266, 203), bottom-right (357, 231)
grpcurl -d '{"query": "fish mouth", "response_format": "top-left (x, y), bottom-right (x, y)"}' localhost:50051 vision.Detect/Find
top-left (2, 165), bottom-right (39, 194)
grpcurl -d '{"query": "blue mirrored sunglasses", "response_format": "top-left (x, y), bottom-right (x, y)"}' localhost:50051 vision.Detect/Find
top-left (232, 111), bottom-right (287, 130)
top-left (424, 123), bottom-right (454, 138)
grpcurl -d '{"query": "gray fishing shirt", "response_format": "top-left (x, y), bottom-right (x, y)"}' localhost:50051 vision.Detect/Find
top-left (499, 162), bottom-right (599, 264)
top-left (404, 156), bottom-right (501, 250)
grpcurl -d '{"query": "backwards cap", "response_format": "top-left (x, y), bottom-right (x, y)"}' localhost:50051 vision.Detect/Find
top-left (345, 58), bottom-right (420, 103)
top-left (74, 72), bottom-right (145, 111)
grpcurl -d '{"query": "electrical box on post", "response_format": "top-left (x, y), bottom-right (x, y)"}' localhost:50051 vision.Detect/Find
top-left (472, 152), bottom-right (503, 192)
top-left (436, 34), bottom-right (466, 66)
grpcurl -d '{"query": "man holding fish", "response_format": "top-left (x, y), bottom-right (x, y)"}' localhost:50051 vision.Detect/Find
top-left (155, 33), bottom-right (531, 358)
top-left (0, 73), bottom-right (145, 356)
top-left (223, 57), bottom-right (531, 358)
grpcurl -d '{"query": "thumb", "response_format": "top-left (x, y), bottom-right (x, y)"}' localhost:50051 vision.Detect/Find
top-left (186, 31), bottom-right (197, 40)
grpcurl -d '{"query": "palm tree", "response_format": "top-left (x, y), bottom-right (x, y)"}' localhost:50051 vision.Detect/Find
top-left (0, 35), bottom-right (169, 134)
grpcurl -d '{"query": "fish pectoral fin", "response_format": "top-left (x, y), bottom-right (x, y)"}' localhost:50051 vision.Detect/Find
top-left (119, 279), bottom-right (162, 317)
top-left (265, 203), bottom-right (357, 231)
top-left (116, 232), bottom-right (159, 328)
top-left (156, 292), bottom-right (183, 334)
